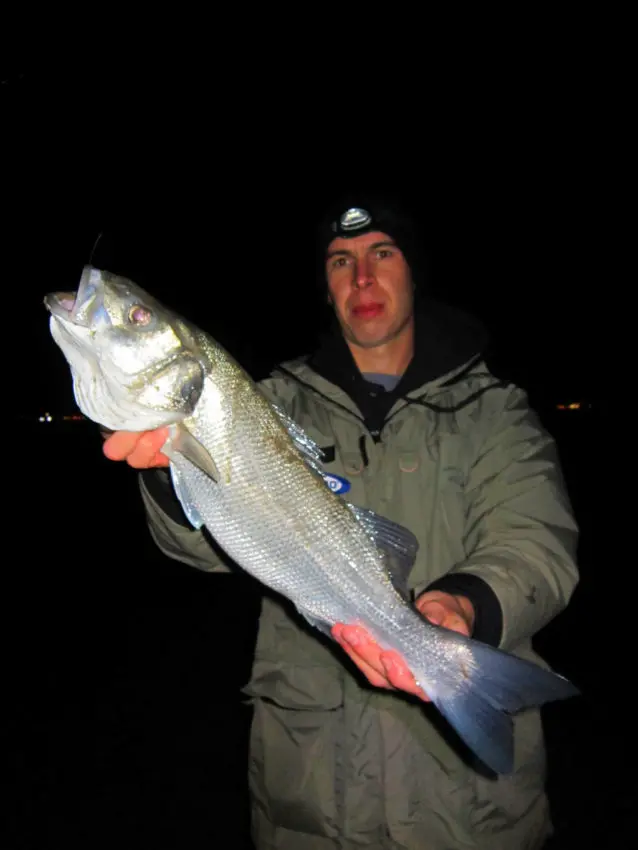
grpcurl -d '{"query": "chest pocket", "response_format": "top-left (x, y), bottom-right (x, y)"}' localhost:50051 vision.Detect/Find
top-left (379, 412), bottom-right (471, 592)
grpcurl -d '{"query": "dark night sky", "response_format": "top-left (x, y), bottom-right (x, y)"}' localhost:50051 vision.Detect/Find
top-left (5, 69), bottom-right (615, 418)
top-left (2, 63), bottom-right (629, 846)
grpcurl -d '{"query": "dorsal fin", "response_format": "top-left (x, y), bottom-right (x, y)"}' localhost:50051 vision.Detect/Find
top-left (271, 404), bottom-right (327, 475)
top-left (347, 503), bottom-right (419, 601)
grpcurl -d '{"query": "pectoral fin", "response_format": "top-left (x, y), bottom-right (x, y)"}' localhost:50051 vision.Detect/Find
top-left (164, 423), bottom-right (220, 483)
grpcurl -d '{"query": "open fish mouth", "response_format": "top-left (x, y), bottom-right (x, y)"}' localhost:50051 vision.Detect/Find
top-left (44, 266), bottom-right (100, 326)
top-left (45, 291), bottom-right (77, 319)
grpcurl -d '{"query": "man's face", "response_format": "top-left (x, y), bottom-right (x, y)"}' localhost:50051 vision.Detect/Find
top-left (325, 230), bottom-right (414, 350)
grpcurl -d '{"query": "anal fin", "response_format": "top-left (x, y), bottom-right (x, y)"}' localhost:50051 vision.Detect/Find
top-left (296, 606), bottom-right (336, 639)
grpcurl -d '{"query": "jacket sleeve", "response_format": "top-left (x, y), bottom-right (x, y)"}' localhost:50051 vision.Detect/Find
top-left (138, 467), bottom-right (235, 573)
top-left (426, 385), bottom-right (579, 653)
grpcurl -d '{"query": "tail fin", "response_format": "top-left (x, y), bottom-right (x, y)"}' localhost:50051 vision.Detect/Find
top-left (423, 638), bottom-right (579, 775)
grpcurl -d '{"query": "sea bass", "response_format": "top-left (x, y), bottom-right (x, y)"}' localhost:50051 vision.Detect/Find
top-left (45, 265), bottom-right (578, 774)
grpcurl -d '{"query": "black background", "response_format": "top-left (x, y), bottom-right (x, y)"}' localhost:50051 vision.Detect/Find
top-left (3, 63), bottom-right (627, 848)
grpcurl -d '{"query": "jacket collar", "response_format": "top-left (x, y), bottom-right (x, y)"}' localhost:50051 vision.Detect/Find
top-left (277, 297), bottom-right (490, 434)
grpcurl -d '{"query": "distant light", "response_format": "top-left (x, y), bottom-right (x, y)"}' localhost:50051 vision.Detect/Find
top-left (556, 402), bottom-right (584, 411)
top-left (39, 412), bottom-right (53, 422)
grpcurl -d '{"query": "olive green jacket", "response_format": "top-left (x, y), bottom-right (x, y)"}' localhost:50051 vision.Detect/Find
top-left (139, 353), bottom-right (579, 850)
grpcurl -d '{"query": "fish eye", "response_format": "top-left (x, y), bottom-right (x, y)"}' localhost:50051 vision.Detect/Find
top-left (128, 305), bottom-right (153, 326)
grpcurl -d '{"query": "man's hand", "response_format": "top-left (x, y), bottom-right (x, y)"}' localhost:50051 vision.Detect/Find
top-left (415, 589), bottom-right (475, 637)
top-left (332, 623), bottom-right (431, 700)
top-left (331, 591), bottom-right (474, 702)
top-left (102, 428), bottom-right (171, 469)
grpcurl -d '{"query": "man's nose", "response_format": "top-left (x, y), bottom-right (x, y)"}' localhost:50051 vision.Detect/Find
top-left (353, 259), bottom-right (373, 289)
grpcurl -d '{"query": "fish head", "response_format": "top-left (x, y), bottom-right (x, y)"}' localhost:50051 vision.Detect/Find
top-left (44, 265), bottom-right (206, 432)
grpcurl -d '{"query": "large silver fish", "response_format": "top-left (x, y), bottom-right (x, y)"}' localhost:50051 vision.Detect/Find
top-left (45, 265), bottom-right (578, 774)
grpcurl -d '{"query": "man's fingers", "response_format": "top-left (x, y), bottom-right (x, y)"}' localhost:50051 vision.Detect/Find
top-left (332, 624), bottom-right (432, 702)
top-left (103, 431), bottom-right (140, 460)
top-left (380, 652), bottom-right (430, 701)
top-left (103, 429), bottom-right (170, 468)
top-left (332, 625), bottom-right (393, 689)
top-left (339, 625), bottom-right (387, 677)
top-left (419, 601), bottom-right (470, 637)
top-left (417, 599), bottom-right (446, 625)
top-left (339, 640), bottom-right (393, 689)
top-left (441, 615), bottom-right (471, 637)
top-left (126, 434), bottom-right (169, 468)
top-left (416, 591), bottom-right (475, 637)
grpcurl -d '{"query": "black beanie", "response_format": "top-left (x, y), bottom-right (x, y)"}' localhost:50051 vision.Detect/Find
top-left (314, 193), bottom-right (427, 292)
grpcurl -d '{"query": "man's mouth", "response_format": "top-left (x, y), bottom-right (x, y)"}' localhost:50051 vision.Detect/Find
top-left (352, 302), bottom-right (384, 319)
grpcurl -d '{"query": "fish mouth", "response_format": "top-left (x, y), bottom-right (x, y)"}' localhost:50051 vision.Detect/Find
top-left (44, 266), bottom-right (100, 327)
top-left (45, 291), bottom-right (79, 320)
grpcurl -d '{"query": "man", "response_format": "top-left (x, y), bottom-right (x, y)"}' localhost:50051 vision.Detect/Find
top-left (103, 196), bottom-right (579, 849)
